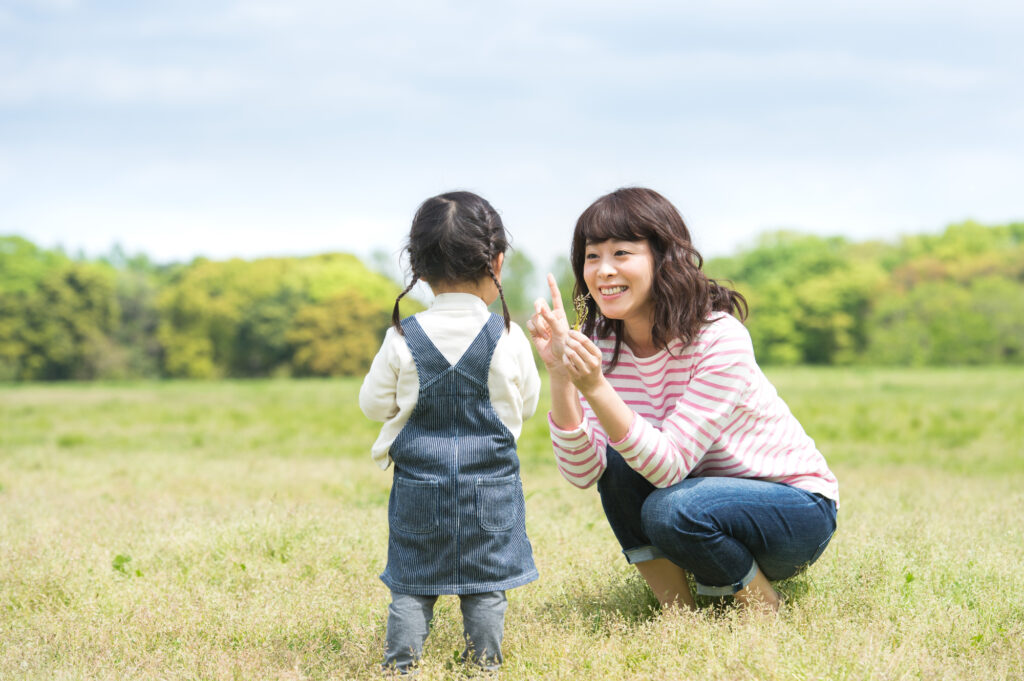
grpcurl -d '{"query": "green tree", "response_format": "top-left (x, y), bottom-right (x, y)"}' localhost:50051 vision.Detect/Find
top-left (288, 291), bottom-right (392, 377)
top-left (157, 258), bottom-right (247, 378)
top-left (740, 281), bottom-right (802, 365)
top-left (233, 288), bottom-right (302, 376)
top-left (109, 267), bottom-right (163, 378)
top-left (0, 237), bottom-right (71, 379)
top-left (868, 277), bottom-right (1024, 365)
top-left (12, 262), bottom-right (120, 380)
top-left (708, 232), bottom-right (884, 364)
top-left (156, 252), bottom-right (414, 378)
top-left (0, 236), bottom-right (69, 293)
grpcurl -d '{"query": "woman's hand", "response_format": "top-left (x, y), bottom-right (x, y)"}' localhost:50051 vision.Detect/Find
top-left (526, 274), bottom-right (571, 372)
top-left (527, 274), bottom-right (620, 436)
top-left (562, 330), bottom-right (605, 395)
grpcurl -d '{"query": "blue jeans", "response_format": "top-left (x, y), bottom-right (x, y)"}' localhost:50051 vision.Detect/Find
top-left (597, 447), bottom-right (837, 596)
top-left (383, 590), bottom-right (507, 673)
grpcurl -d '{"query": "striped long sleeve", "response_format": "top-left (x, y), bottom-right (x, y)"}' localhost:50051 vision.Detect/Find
top-left (548, 410), bottom-right (607, 488)
top-left (548, 313), bottom-right (839, 504)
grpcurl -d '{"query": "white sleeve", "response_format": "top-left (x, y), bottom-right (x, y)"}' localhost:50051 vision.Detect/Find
top-left (358, 328), bottom-right (401, 422)
top-left (510, 322), bottom-right (541, 420)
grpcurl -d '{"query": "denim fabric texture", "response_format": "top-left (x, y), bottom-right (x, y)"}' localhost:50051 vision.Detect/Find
top-left (598, 446), bottom-right (837, 595)
top-left (383, 590), bottom-right (507, 673)
top-left (380, 314), bottom-right (538, 595)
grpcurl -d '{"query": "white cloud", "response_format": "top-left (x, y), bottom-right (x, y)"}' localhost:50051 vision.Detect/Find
top-left (0, 57), bottom-right (260, 105)
top-left (7, 200), bottom-right (408, 263)
top-left (1, 1), bottom-right (1021, 268)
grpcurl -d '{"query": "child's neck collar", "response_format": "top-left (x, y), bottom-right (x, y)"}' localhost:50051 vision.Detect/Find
top-left (430, 279), bottom-right (484, 296)
top-left (429, 276), bottom-right (497, 305)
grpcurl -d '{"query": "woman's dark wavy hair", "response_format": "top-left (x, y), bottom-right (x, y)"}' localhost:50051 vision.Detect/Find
top-left (571, 187), bottom-right (747, 369)
top-left (392, 191), bottom-right (511, 334)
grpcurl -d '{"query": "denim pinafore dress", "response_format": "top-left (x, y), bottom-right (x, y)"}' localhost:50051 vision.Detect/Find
top-left (380, 314), bottom-right (538, 595)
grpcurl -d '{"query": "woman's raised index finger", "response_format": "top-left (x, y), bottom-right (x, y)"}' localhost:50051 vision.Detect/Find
top-left (547, 273), bottom-right (564, 311)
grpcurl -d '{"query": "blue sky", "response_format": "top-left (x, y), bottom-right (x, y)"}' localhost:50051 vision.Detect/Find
top-left (2, 0), bottom-right (1022, 275)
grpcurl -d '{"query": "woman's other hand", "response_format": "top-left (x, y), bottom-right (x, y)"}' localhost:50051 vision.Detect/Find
top-left (563, 330), bottom-right (605, 394)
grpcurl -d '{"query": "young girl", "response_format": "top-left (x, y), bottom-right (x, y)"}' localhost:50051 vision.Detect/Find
top-left (359, 191), bottom-right (540, 673)
top-left (528, 187), bottom-right (838, 613)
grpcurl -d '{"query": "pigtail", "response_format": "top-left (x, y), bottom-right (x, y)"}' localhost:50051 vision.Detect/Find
top-left (487, 263), bottom-right (512, 333)
top-left (391, 274), bottom-right (420, 335)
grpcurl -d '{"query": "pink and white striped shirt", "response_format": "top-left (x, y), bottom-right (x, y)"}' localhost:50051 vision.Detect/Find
top-left (549, 312), bottom-right (839, 504)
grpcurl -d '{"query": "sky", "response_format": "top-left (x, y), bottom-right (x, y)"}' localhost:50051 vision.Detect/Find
top-left (2, 0), bottom-right (1023, 279)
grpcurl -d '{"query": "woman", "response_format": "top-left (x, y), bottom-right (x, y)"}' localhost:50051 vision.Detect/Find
top-left (527, 187), bottom-right (838, 611)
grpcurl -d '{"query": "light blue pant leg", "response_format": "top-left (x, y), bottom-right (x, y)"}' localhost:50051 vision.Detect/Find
top-left (459, 590), bottom-right (507, 671)
top-left (383, 593), bottom-right (437, 673)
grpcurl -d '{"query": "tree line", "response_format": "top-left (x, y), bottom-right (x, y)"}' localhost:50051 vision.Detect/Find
top-left (704, 221), bottom-right (1024, 365)
top-left (0, 238), bottom-right (420, 380)
top-left (1, 220), bottom-right (1022, 381)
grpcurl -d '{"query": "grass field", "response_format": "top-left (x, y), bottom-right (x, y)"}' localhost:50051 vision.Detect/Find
top-left (1, 368), bottom-right (1022, 680)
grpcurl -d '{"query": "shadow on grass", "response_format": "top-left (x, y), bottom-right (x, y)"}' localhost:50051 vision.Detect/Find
top-left (692, 571), bottom-right (815, 613)
top-left (532, 571), bottom-right (661, 634)
top-left (534, 569), bottom-right (817, 634)
top-left (775, 572), bottom-right (814, 602)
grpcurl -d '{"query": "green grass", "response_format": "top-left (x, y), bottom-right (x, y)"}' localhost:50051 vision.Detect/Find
top-left (1, 369), bottom-right (1022, 680)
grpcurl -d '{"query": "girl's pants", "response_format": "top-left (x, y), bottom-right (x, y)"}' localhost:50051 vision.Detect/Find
top-left (383, 590), bottom-right (507, 673)
top-left (597, 446), bottom-right (837, 596)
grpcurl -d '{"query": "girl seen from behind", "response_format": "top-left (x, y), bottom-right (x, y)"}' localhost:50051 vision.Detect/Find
top-left (359, 191), bottom-right (540, 674)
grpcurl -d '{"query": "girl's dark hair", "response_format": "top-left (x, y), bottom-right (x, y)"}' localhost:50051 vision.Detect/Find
top-left (571, 187), bottom-right (747, 369)
top-left (392, 191), bottom-right (511, 334)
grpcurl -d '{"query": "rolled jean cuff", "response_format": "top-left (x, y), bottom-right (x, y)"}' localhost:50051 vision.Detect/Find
top-left (623, 545), bottom-right (668, 564)
top-left (694, 560), bottom-right (760, 596)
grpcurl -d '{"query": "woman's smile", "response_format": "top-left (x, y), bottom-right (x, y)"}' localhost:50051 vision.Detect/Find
top-left (583, 239), bottom-right (655, 327)
top-left (597, 285), bottom-right (628, 297)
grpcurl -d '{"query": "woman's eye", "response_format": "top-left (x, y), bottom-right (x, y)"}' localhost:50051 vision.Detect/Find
top-left (615, 250), bottom-right (630, 256)
top-left (585, 253), bottom-right (598, 260)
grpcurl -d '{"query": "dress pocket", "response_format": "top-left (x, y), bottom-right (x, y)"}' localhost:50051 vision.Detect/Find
top-left (391, 477), bottom-right (439, 534)
top-left (476, 475), bottom-right (519, 532)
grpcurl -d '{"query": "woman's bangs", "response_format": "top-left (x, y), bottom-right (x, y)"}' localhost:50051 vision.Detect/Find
top-left (580, 202), bottom-right (647, 244)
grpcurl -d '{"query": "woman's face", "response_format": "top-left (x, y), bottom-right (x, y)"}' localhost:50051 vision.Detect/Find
top-left (582, 239), bottom-right (655, 329)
